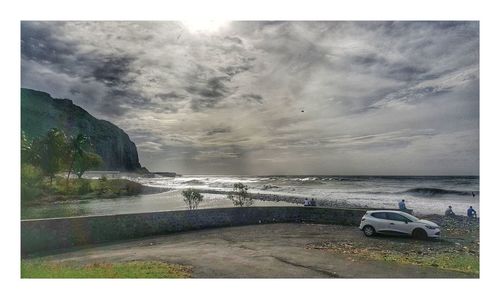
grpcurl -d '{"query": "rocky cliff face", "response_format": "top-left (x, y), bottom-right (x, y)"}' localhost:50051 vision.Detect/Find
top-left (21, 88), bottom-right (142, 171)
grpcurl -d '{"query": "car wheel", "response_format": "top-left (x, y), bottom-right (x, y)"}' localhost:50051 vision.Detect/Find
top-left (363, 225), bottom-right (376, 237)
top-left (412, 228), bottom-right (427, 240)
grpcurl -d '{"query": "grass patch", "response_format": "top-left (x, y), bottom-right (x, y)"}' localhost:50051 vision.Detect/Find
top-left (21, 260), bottom-right (192, 278)
top-left (368, 250), bottom-right (479, 275)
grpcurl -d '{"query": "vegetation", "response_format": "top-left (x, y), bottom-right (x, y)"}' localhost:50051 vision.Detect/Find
top-left (228, 183), bottom-right (253, 207)
top-left (21, 260), bottom-right (192, 278)
top-left (74, 152), bottom-right (103, 178)
top-left (21, 128), bottom-right (105, 202)
top-left (182, 188), bottom-right (204, 210)
top-left (21, 177), bottom-right (144, 204)
top-left (20, 163), bottom-right (43, 201)
top-left (66, 133), bottom-right (102, 181)
top-left (31, 128), bottom-right (69, 184)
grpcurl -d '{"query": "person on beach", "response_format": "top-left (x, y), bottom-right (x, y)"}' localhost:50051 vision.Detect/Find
top-left (445, 206), bottom-right (456, 217)
top-left (304, 198), bottom-right (310, 206)
top-left (398, 199), bottom-right (407, 211)
top-left (310, 198), bottom-right (317, 207)
top-left (467, 206), bottom-right (477, 221)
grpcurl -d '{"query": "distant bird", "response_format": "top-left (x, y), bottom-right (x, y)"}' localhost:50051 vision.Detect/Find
top-left (301, 110), bottom-right (304, 113)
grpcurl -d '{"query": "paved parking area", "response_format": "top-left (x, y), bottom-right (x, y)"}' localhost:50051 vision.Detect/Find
top-left (27, 223), bottom-right (475, 278)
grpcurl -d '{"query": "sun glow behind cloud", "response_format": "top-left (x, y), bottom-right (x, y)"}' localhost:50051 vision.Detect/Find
top-left (181, 20), bottom-right (229, 34)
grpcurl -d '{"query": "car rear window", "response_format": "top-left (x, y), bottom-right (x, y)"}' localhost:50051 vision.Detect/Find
top-left (386, 213), bottom-right (410, 222)
top-left (371, 212), bottom-right (387, 219)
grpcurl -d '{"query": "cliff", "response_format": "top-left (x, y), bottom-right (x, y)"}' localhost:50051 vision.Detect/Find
top-left (21, 88), bottom-right (142, 171)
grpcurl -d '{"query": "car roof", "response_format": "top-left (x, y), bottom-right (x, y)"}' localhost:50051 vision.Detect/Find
top-left (367, 210), bottom-right (411, 215)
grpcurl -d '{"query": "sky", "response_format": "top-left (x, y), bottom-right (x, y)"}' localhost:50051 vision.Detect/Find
top-left (21, 21), bottom-right (479, 175)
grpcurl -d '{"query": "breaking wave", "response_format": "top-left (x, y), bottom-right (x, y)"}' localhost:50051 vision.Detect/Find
top-left (404, 188), bottom-right (475, 197)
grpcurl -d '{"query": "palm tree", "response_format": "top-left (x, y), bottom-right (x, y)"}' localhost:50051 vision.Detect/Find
top-left (34, 128), bottom-right (68, 185)
top-left (66, 133), bottom-right (89, 184)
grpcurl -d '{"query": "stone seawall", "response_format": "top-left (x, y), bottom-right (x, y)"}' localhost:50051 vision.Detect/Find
top-left (21, 207), bottom-right (367, 255)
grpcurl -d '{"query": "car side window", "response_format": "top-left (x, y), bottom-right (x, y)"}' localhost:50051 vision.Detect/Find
top-left (387, 213), bottom-right (409, 222)
top-left (371, 212), bottom-right (387, 219)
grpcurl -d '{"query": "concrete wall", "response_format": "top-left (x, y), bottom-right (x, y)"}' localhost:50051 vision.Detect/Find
top-left (21, 207), bottom-right (366, 255)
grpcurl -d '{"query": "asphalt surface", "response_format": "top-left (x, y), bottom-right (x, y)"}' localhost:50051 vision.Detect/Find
top-left (27, 223), bottom-right (475, 278)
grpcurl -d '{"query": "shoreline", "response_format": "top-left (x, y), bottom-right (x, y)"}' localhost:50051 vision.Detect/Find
top-left (194, 188), bottom-right (384, 210)
top-left (190, 188), bottom-right (476, 217)
top-left (22, 182), bottom-right (479, 221)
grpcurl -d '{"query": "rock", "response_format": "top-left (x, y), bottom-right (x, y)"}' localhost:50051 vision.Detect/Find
top-left (21, 88), bottom-right (142, 171)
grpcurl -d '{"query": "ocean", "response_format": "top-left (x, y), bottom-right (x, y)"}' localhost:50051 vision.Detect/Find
top-left (135, 175), bottom-right (480, 216)
top-left (21, 175), bottom-right (479, 219)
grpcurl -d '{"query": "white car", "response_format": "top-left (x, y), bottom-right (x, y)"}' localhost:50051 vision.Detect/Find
top-left (359, 210), bottom-right (440, 239)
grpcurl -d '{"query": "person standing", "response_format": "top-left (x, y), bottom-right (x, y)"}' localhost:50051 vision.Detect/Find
top-left (467, 206), bottom-right (477, 221)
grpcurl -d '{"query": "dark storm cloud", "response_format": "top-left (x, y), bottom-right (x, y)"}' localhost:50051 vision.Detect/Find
top-left (241, 93), bottom-right (263, 104)
top-left (190, 97), bottom-right (220, 112)
top-left (203, 77), bottom-right (229, 97)
top-left (99, 100), bottom-right (129, 116)
top-left (219, 65), bottom-right (251, 77)
top-left (99, 88), bottom-right (153, 115)
top-left (152, 105), bottom-right (179, 114)
top-left (350, 54), bottom-right (385, 66)
top-left (386, 64), bottom-right (429, 81)
top-left (21, 22), bottom-right (75, 65)
top-left (346, 53), bottom-right (430, 82)
top-left (22, 22), bottom-right (137, 86)
top-left (187, 76), bottom-right (232, 111)
top-left (156, 91), bottom-right (185, 100)
top-left (91, 56), bottom-right (135, 87)
top-left (21, 21), bottom-right (141, 117)
top-left (206, 127), bottom-right (232, 136)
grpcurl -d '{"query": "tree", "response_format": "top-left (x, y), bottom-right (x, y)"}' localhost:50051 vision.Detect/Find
top-left (32, 128), bottom-right (69, 184)
top-left (21, 163), bottom-right (44, 201)
top-left (228, 183), bottom-right (253, 207)
top-left (66, 134), bottom-right (90, 183)
top-left (21, 131), bottom-right (44, 202)
top-left (73, 151), bottom-right (103, 178)
top-left (182, 188), bottom-right (204, 210)
top-left (21, 131), bottom-right (38, 164)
